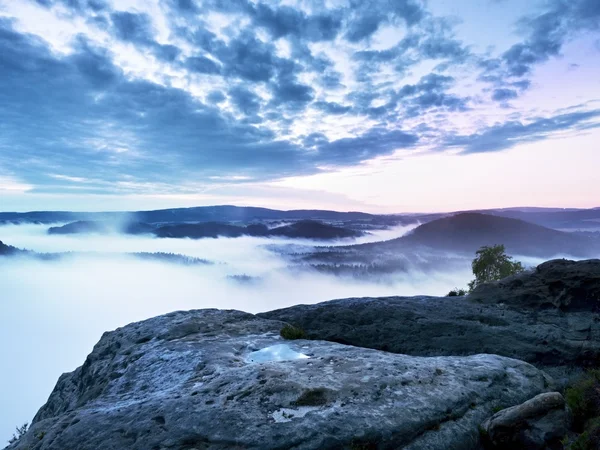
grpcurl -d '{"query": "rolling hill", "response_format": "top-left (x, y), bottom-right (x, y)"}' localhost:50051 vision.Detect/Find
top-left (394, 213), bottom-right (598, 257)
top-left (0, 205), bottom-right (394, 225)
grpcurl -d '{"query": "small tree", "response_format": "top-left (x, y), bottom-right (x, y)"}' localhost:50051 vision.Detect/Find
top-left (468, 244), bottom-right (524, 291)
top-left (8, 423), bottom-right (28, 444)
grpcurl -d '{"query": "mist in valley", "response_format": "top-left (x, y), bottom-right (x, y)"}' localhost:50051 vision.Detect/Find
top-left (0, 222), bottom-right (470, 442)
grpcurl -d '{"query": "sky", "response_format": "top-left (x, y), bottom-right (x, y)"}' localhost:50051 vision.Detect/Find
top-left (0, 0), bottom-right (599, 213)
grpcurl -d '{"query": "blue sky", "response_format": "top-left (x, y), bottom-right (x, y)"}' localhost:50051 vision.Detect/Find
top-left (0, 0), bottom-right (599, 212)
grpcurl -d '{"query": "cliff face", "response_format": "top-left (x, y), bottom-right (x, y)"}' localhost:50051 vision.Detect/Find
top-left (7, 310), bottom-right (549, 450)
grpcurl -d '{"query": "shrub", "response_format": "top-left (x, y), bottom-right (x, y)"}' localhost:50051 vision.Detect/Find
top-left (280, 324), bottom-right (305, 340)
top-left (8, 423), bottom-right (28, 444)
top-left (571, 417), bottom-right (600, 450)
top-left (565, 370), bottom-right (600, 431)
top-left (447, 288), bottom-right (467, 297)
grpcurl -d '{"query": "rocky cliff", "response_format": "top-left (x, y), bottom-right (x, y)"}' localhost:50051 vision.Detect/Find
top-left (6, 310), bottom-right (550, 450)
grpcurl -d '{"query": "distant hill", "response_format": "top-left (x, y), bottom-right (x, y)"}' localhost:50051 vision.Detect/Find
top-left (0, 205), bottom-right (392, 225)
top-left (48, 220), bottom-right (111, 235)
top-left (395, 213), bottom-right (598, 257)
top-left (473, 208), bottom-right (600, 230)
top-left (293, 213), bottom-right (600, 279)
top-left (154, 220), bottom-right (363, 240)
top-left (0, 240), bottom-right (215, 266)
top-left (133, 206), bottom-right (379, 224)
top-left (4, 204), bottom-right (599, 232)
top-left (268, 220), bottom-right (363, 239)
top-left (154, 222), bottom-right (249, 239)
top-left (47, 219), bottom-right (363, 240)
top-left (48, 221), bottom-right (155, 235)
top-left (0, 240), bottom-right (20, 256)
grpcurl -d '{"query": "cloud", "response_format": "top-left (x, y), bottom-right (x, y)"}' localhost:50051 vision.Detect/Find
top-left (492, 88), bottom-right (518, 102)
top-left (110, 11), bottom-right (154, 45)
top-left (109, 11), bottom-right (183, 62)
top-left (317, 128), bottom-right (418, 164)
top-left (184, 55), bottom-right (221, 74)
top-left (249, 3), bottom-right (342, 41)
top-left (228, 85), bottom-right (262, 116)
top-left (479, 0), bottom-right (600, 96)
top-left (344, 0), bottom-right (424, 42)
top-left (271, 80), bottom-right (314, 105)
top-left (0, 19), bottom-right (422, 193)
top-left (35, 0), bottom-right (107, 13)
top-left (218, 33), bottom-right (282, 82)
top-left (313, 101), bottom-right (352, 115)
top-left (445, 110), bottom-right (600, 154)
top-left (2, 0), bottom-right (599, 197)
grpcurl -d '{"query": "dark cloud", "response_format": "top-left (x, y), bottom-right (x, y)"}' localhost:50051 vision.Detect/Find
top-left (392, 73), bottom-right (470, 115)
top-left (110, 11), bottom-right (183, 62)
top-left (35, 0), bottom-right (107, 13)
top-left (446, 110), bottom-right (600, 154)
top-left (412, 92), bottom-right (468, 111)
top-left (217, 33), bottom-right (280, 82)
top-left (319, 71), bottom-right (345, 90)
top-left (352, 24), bottom-right (469, 85)
top-left (228, 86), bottom-right (262, 116)
top-left (419, 35), bottom-right (469, 61)
top-left (184, 56), bottom-right (221, 74)
top-left (317, 128), bottom-right (418, 164)
top-left (272, 81), bottom-right (314, 105)
top-left (249, 3), bottom-right (342, 41)
top-left (492, 88), bottom-right (518, 102)
top-left (302, 133), bottom-right (329, 148)
top-left (313, 101), bottom-right (352, 115)
top-left (206, 90), bottom-right (226, 104)
top-left (344, 0), bottom-right (424, 42)
top-left (167, 0), bottom-right (199, 13)
top-left (68, 37), bottom-right (120, 88)
top-left (110, 11), bottom-right (155, 45)
top-left (153, 44), bottom-right (181, 62)
top-left (345, 15), bottom-right (381, 42)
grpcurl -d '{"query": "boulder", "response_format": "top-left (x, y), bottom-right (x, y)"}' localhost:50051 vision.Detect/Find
top-left (469, 259), bottom-right (600, 311)
top-left (481, 392), bottom-right (570, 449)
top-left (7, 309), bottom-right (551, 450)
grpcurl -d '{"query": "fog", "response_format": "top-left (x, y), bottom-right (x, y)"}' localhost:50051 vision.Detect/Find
top-left (0, 223), bottom-right (470, 443)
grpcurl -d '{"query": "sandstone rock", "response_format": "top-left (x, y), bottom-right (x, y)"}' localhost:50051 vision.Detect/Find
top-left (481, 392), bottom-right (570, 449)
top-left (259, 260), bottom-right (600, 375)
top-left (260, 294), bottom-right (600, 374)
top-left (469, 259), bottom-right (600, 311)
top-left (6, 309), bottom-right (550, 450)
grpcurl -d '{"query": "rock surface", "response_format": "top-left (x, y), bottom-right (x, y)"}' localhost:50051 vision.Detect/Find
top-left (481, 392), bottom-right (570, 449)
top-left (7, 309), bottom-right (551, 450)
top-left (260, 260), bottom-right (600, 372)
top-left (469, 259), bottom-right (600, 312)
top-left (260, 295), bottom-right (600, 372)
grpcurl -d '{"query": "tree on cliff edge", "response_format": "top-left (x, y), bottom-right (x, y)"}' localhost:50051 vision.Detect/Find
top-left (468, 244), bottom-right (524, 291)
